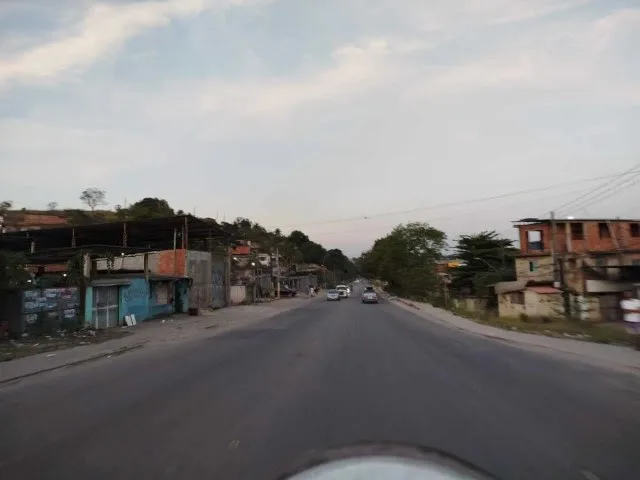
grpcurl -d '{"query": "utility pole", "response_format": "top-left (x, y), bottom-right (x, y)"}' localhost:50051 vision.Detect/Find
top-left (276, 247), bottom-right (280, 299)
top-left (552, 211), bottom-right (571, 317)
top-left (443, 276), bottom-right (449, 308)
top-left (550, 211), bottom-right (558, 286)
top-left (611, 217), bottom-right (624, 267)
top-left (225, 241), bottom-right (231, 307)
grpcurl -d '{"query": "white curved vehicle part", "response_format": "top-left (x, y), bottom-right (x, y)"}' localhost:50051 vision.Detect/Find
top-left (277, 444), bottom-right (496, 480)
top-left (285, 457), bottom-right (487, 479)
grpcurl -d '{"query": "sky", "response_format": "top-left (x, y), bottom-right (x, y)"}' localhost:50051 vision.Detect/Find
top-left (1, 0), bottom-right (639, 257)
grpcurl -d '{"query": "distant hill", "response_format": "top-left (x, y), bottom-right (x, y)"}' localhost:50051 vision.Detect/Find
top-left (3, 209), bottom-right (118, 231)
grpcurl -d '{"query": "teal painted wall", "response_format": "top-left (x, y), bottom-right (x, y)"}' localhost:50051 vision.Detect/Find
top-left (84, 286), bottom-right (93, 327)
top-left (121, 278), bottom-right (150, 322)
top-left (87, 278), bottom-right (190, 327)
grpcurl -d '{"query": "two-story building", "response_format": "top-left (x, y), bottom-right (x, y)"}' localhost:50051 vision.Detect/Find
top-left (501, 218), bottom-right (640, 321)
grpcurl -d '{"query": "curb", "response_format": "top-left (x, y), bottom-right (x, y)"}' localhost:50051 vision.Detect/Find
top-left (0, 342), bottom-right (147, 386)
top-left (388, 297), bottom-right (640, 375)
top-left (397, 299), bottom-right (420, 310)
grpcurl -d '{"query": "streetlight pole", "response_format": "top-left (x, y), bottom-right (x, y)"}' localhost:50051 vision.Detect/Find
top-left (473, 257), bottom-right (501, 273)
top-left (276, 247), bottom-right (280, 299)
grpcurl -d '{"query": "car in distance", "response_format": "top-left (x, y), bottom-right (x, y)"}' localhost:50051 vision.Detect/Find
top-left (326, 289), bottom-right (341, 301)
top-left (361, 286), bottom-right (378, 304)
top-left (336, 285), bottom-right (349, 298)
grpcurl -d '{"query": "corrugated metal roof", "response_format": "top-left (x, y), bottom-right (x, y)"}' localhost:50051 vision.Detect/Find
top-left (527, 286), bottom-right (562, 294)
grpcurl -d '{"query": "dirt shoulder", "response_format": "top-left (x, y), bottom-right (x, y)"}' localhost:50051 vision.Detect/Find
top-left (0, 296), bottom-right (319, 384)
top-left (383, 294), bottom-right (640, 375)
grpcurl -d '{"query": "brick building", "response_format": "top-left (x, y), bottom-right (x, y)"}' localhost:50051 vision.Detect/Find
top-left (512, 218), bottom-right (640, 321)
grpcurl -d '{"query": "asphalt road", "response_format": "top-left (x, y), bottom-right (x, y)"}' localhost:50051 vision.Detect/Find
top-left (1, 289), bottom-right (640, 480)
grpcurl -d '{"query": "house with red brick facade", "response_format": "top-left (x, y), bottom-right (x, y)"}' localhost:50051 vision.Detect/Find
top-left (507, 218), bottom-right (640, 321)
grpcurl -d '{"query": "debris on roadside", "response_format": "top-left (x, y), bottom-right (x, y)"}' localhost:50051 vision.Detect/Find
top-left (1, 328), bottom-right (132, 362)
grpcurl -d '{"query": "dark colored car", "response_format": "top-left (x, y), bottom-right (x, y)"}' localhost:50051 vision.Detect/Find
top-left (361, 286), bottom-right (378, 304)
top-left (279, 285), bottom-right (297, 297)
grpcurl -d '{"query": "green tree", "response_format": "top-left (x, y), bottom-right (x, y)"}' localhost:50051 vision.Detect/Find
top-left (0, 251), bottom-right (30, 287)
top-left (359, 222), bottom-right (446, 298)
top-left (80, 188), bottom-right (106, 211)
top-left (288, 230), bottom-right (310, 247)
top-left (451, 231), bottom-right (517, 296)
top-left (287, 230), bottom-right (327, 264)
top-left (325, 248), bottom-right (356, 277)
top-left (219, 221), bottom-right (354, 277)
top-left (126, 197), bottom-right (175, 220)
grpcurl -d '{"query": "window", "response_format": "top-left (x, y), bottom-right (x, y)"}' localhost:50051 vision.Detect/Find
top-left (631, 223), bottom-right (640, 238)
top-left (527, 230), bottom-right (544, 251)
top-left (598, 223), bottom-right (611, 238)
top-left (595, 257), bottom-right (607, 267)
top-left (528, 261), bottom-right (538, 272)
top-left (510, 292), bottom-right (525, 305)
top-left (570, 223), bottom-right (584, 240)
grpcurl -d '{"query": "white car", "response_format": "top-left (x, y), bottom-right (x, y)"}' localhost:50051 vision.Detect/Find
top-left (326, 289), bottom-right (341, 301)
top-left (336, 285), bottom-right (349, 298)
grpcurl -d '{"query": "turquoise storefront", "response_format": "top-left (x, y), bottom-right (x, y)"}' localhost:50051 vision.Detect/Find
top-left (85, 275), bottom-right (190, 328)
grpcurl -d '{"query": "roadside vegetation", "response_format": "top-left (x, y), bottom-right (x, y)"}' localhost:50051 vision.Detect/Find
top-left (356, 222), bottom-right (635, 347)
top-left (356, 222), bottom-right (446, 301)
top-left (450, 306), bottom-right (634, 346)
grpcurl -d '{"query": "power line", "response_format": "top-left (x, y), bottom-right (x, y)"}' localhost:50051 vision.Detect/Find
top-left (550, 163), bottom-right (640, 217)
top-left (572, 175), bottom-right (640, 213)
top-left (304, 185), bottom-right (598, 238)
top-left (277, 170), bottom-right (640, 230)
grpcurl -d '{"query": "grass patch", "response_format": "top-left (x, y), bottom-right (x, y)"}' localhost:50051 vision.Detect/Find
top-left (450, 307), bottom-right (635, 346)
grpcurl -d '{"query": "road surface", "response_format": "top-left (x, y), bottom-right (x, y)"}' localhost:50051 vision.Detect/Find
top-left (1, 289), bottom-right (640, 479)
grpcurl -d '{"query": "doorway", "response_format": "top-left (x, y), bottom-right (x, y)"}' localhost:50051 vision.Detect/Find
top-left (93, 286), bottom-right (120, 328)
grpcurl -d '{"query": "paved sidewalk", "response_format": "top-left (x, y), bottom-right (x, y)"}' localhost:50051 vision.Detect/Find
top-left (387, 296), bottom-right (640, 374)
top-left (0, 295), bottom-right (319, 384)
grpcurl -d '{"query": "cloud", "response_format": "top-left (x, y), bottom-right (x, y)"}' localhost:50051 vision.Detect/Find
top-left (198, 38), bottom-right (428, 120)
top-left (1, 1), bottom-right (638, 253)
top-left (0, 0), bottom-right (269, 89)
top-left (410, 8), bottom-right (640, 105)
top-left (0, 118), bottom-right (163, 186)
top-left (369, 0), bottom-right (591, 32)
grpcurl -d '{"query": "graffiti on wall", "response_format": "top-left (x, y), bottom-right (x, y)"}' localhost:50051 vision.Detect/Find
top-left (21, 287), bottom-right (80, 330)
top-left (23, 288), bottom-right (79, 313)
